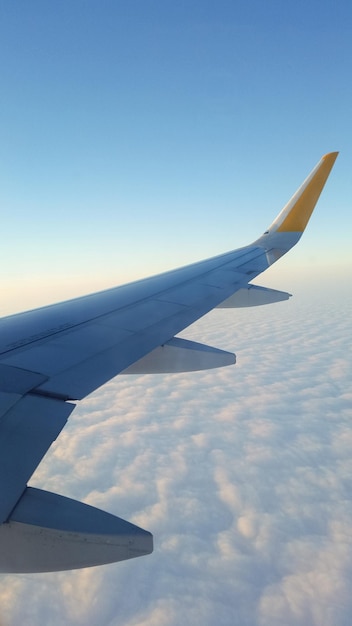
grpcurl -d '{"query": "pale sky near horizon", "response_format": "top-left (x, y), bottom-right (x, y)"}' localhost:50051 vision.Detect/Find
top-left (0, 1), bottom-right (351, 315)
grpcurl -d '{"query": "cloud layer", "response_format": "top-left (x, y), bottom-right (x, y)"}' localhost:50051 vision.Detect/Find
top-left (0, 295), bottom-right (351, 626)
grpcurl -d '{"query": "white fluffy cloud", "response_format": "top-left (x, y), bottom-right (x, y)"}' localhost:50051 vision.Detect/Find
top-left (0, 295), bottom-right (351, 626)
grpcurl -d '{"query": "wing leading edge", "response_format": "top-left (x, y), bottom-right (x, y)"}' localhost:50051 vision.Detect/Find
top-left (0, 152), bottom-right (338, 572)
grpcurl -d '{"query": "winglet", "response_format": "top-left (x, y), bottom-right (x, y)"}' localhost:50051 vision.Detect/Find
top-left (268, 152), bottom-right (338, 234)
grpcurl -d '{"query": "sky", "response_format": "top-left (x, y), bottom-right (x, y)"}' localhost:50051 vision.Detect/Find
top-left (0, 0), bottom-right (351, 314)
top-left (0, 1), bottom-right (352, 625)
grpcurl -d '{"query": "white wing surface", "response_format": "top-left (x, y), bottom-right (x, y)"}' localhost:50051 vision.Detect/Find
top-left (0, 152), bottom-right (338, 572)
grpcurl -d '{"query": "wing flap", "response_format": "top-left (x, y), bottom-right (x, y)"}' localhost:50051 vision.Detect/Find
top-left (0, 395), bottom-right (75, 522)
top-left (0, 364), bottom-right (48, 394)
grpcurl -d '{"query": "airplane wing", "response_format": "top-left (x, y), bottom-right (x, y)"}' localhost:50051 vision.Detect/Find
top-left (0, 152), bottom-right (338, 572)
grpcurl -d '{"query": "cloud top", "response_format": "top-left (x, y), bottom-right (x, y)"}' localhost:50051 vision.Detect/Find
top-left (0, 298), bottom-right (351, 626)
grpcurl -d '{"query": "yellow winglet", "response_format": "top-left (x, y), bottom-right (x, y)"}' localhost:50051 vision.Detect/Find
top-left (274, 152), bottom-right (338, 233)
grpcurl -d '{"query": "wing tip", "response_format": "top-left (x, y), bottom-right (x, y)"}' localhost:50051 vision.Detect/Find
top-left (273, 151), bottom-right (339, 234)
top-left (322, 151), bottom-right (339, 161)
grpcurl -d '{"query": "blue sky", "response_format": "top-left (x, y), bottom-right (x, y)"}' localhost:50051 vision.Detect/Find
top-left (0, 0), bottom-right (351, 314)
